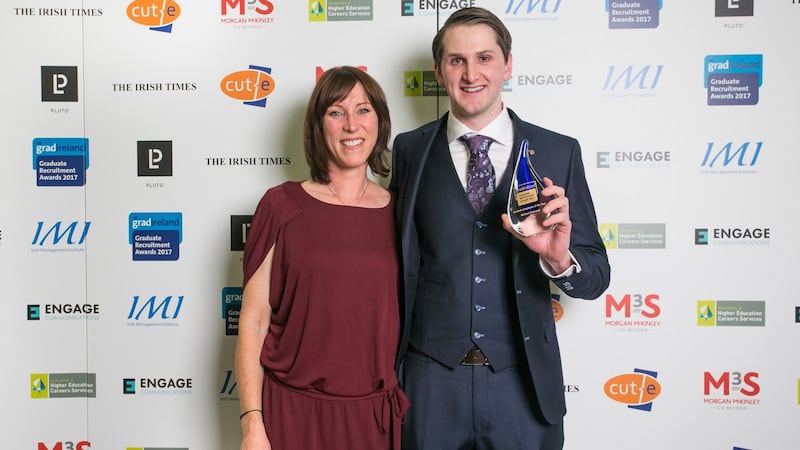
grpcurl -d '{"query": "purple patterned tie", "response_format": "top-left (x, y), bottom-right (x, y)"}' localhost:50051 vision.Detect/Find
top-left (460, 134), bottom-right (495, 214)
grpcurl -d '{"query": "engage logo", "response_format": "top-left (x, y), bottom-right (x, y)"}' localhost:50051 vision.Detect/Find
top-left (121, 377), bottom-right (193, 396)
top-left (127, 0), bottom-right (181, 33)
top-left (220, 65), bottom-right (276, 107)
top-left (604, 368), bottom-right (661, 411)
top-left (401, 0), bottom-right (475, 17)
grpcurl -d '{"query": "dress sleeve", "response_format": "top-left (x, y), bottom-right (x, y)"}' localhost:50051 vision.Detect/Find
top-left (242, 183), bottom-right (301, 288)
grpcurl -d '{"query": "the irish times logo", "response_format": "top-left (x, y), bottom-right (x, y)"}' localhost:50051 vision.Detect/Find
top-left (41, 66), bottom-right (78, 102)
top-left (137, 141), bottom-right (173, 176)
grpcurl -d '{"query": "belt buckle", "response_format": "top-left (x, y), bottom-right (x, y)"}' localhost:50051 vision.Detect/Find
top-left (460, 347), bottom-right (490, 366)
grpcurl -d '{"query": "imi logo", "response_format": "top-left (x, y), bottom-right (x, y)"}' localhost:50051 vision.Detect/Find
top-left (127, 0), bottom-right (181, 33)
top-left (221, 65), bottom-right (276, 107)
top-left (504, 0), bottom-right (562, 16)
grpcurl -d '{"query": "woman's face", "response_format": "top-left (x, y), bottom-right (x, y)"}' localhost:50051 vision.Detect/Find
top-left (323, 82), bottom-right (378, 173)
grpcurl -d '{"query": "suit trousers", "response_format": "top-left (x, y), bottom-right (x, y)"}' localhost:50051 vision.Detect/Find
top-left (401, 348), bottom-right (564, 450)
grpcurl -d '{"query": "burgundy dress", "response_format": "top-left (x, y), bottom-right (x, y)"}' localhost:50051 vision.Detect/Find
top-left (242, 181), bottom-right (409, 450)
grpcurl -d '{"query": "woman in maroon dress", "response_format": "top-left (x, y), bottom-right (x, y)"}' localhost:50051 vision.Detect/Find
top-left (235, 66), bottom-right (409, 450)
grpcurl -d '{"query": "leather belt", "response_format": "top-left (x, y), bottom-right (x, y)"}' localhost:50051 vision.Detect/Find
top-left (460, 346), bottom-right (490, 366)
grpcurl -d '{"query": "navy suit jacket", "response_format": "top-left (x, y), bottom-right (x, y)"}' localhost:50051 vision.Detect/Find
top-left (390, 109), bottom-right (611, 424)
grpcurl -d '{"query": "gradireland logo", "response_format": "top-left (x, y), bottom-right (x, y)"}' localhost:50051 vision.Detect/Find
top-left (223, 287), bottom-right (243, 335)
top-left (599, 223), bottom-right (666, 249)
top-left (604, 368), bottom-right (661, 411)
top-left (697, 300), bottom-right (765, 327)
top-left (33, 137), bottom-right (89, 186)
top-left (31, 373), bottom-right (97, 398)
top-left (127, 0), bottom-right (181, 32)
top-left (310, 0), bottom-right (373, 21)
top-left (606, 0), bottom-right (661, 29)
top-left (129, 212), bottom-right (182, 261)
top-left (403, 71), bottom-right (447, 97)
top-left (220, 65), bottom-right (276, 107)
top-left (704, 54), bottom-right (763, 106)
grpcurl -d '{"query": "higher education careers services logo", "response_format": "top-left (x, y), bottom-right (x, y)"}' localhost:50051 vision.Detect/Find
top-left (220, 65), bottom-right (276, 107)
top-left (31, 372), bottom-right (97, 398)
top-left (309, 0), bottom-right (373, 21)
top-left (697, 300), bottom-right (765, 327)
top-left (129, 212), bottom-right (182, 261)
top-left (704, 54), bottom-right (763, 106)
top-left (127, 0), bottom-right (181, 33)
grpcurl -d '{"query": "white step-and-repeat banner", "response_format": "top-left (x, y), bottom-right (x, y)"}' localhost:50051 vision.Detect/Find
top-left (1, 1), bottom-right (798, 449)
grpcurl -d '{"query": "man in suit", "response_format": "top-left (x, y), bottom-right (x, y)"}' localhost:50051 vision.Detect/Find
top-left (389, 7), bottom-right (611, 449)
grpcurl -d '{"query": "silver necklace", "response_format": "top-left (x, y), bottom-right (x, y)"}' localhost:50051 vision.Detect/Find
top-left (326, 179), bottom-right (368, 206)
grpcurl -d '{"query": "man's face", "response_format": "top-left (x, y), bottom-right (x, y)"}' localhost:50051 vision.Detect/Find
top-left (435, 23), bottom-right (512, 130)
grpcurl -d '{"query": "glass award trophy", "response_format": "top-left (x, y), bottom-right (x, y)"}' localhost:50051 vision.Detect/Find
top-left (507, 139), bottom-right (549, 236)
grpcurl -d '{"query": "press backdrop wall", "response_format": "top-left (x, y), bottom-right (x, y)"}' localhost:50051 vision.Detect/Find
top-left (1, 1), bottom-right (798, 449)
